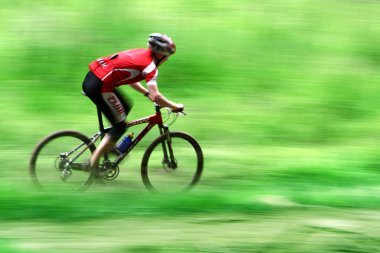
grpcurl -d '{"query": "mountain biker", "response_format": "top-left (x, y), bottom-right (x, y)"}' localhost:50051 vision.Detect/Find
top-left (82, 33), bottom-right (184, 172)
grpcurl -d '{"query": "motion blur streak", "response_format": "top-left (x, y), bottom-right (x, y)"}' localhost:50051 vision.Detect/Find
top-left (1, 1), bottom-right (380, 252)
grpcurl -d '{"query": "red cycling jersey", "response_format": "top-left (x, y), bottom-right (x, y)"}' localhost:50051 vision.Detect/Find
top-left (89, 48), bottom-right (158, 93)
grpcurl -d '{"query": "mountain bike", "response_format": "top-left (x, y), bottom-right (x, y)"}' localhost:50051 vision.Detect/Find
top-left (29, 99), bottom-right (204, 192)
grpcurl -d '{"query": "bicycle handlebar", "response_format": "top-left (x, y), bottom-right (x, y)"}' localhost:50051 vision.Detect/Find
top-left (154, 103), bottom-right (186, 115)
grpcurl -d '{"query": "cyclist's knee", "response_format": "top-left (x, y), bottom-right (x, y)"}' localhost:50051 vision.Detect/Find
top-left (109, 121), bottom-right (127, 141)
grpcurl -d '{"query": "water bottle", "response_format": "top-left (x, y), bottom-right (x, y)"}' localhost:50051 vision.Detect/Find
top-left (116, 133), bottom-right (134, 153)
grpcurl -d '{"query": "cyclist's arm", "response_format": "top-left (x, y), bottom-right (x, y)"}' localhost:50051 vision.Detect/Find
top-left (129, 82), bottom-right (149, 95)
top-left (147, 84), bottom-right (182, 110)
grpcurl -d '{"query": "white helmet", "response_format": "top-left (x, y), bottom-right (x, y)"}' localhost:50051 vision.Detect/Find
top-left (148, 33), bottom-right (176, 56)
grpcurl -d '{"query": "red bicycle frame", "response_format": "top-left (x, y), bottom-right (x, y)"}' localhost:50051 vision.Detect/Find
top-left (113, 105), bottom-right (166, 161)
top-left (127, 106), bottom-right (163, 141)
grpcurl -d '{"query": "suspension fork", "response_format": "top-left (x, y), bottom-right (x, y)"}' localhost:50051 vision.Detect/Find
top-left (159, 125), bottom-right (177, 169)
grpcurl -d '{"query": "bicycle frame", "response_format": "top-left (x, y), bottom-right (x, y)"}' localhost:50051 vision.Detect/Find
top-left (29, 99), bottom-right (203, 191)
top-left (88, 105), bottom-right (170, 166)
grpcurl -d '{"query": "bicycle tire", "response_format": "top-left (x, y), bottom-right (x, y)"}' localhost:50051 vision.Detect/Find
top-left (29, 130), bottom-right (96, 191)
top-left (141, 131), bottom-right (203, 192)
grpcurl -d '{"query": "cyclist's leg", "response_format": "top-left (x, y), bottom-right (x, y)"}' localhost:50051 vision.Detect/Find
top-left (82, 72), bottom-right (133, 118)
top-left (114, 87), bottom-right (133, 116)
top-left (88, 94), bottom-right (130, 173)
top-left (82, 72), bottom-right (133, 172)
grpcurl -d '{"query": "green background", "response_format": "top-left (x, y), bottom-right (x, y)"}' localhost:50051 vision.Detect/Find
top-left (1, 0), bottom-right (380, 252)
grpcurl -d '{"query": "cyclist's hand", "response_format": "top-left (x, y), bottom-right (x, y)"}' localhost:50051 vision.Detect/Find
top-left (172, 103), bottom-right (184, 113)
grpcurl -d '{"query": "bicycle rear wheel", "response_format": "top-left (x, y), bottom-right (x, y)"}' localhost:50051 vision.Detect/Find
top-left (141, 131), bottom-right (203, 192)
top-left (29, 130), bottom-right (96, 191)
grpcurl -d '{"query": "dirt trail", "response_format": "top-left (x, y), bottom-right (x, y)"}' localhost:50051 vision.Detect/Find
top-left (1, 208), bottom-right (380, 253)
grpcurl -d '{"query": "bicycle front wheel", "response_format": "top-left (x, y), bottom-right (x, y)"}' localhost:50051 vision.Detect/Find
top-left (29, 130), bottom-right (96, 191)
top-left (141, 131), bottom-right (203, 192)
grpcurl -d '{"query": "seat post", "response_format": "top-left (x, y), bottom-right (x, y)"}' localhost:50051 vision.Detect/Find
top-left (82, 91), bottom-right (106, 135)
top-left (97, 106), bottom-right (105, 133)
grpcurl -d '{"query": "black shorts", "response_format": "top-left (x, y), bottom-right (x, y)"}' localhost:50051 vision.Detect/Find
top-left (82, 71), bottom-right (133, 140)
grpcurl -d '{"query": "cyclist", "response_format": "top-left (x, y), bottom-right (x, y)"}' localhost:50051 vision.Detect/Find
top-left (82, 33), bottom-right (184, 172)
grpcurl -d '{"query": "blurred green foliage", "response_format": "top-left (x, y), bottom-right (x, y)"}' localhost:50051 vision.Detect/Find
top-left (1, 0), bottom-right (380, 202)
top-left (1, 0), bottom-right (380, 146)
top-left (1, 0), bottom-right (380, 252)
top-left (1, 0), bottom-right (380, 204)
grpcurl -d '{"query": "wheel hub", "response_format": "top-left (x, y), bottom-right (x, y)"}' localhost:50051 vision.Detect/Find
top-left (55, 155), bottom-right (73, 182)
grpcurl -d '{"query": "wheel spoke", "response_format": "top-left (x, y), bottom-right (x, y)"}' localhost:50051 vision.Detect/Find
top-left (141, 132), bottom-right (203, 192)
top-left (30, 131), bottom-right (95, 191)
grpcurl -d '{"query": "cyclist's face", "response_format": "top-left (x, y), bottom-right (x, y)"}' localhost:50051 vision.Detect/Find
top-left (154, 53), bottom-right (169, 66)
top-left (158, 56), bottom-right (169, 65)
